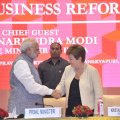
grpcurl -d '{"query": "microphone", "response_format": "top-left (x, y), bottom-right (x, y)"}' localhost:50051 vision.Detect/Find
top-left (35, 102), bottom-right (53, 107)
top-left (17, 114), bottom-right (24, 118)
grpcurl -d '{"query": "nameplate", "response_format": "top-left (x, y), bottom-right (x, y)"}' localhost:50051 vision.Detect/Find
top-left (108, 107), bottom-right (120, 116)
top-left (25, 107), bottom-right (61, 119)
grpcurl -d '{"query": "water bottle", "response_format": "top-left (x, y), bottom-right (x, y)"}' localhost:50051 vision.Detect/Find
top-left (98, 97), bottom-right (104, 116)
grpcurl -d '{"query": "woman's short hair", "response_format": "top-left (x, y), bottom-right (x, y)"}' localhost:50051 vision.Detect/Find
top-left (20, 38), bottom-right (37, 53)
top-left (66, 44), bottom-right (86, 62)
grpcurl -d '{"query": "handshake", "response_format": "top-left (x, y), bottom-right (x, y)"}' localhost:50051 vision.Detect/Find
top-left (51, 89), bottom-right (61, 99)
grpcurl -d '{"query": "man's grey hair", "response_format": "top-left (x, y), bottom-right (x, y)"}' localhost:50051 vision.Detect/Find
top-left (20, 38), bottom-right (37, 53)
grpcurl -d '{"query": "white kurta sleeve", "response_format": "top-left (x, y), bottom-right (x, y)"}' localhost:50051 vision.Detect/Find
top-left (13, 60), bottom-right (53, 96)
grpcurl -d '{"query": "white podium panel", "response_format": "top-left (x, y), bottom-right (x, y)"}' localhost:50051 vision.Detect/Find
top-left (25, 107), bottom-right (61, 119)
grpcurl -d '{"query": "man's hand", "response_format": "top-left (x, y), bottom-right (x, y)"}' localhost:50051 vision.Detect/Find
top-left (51, 90), bottom-right (61, 99)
